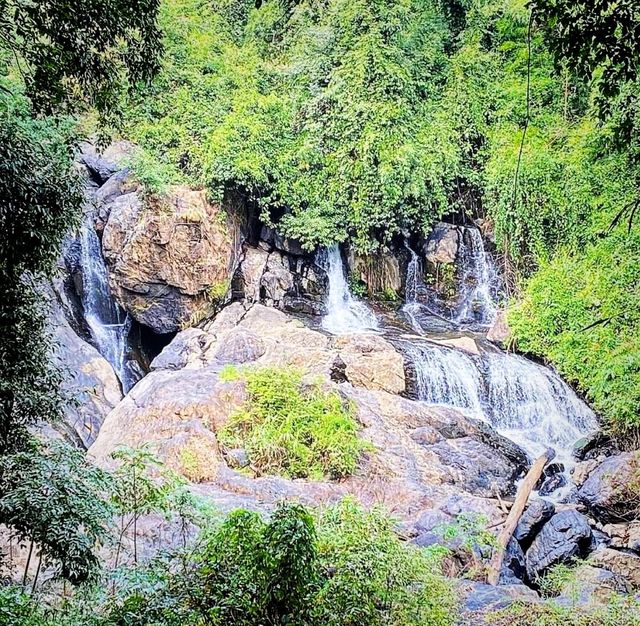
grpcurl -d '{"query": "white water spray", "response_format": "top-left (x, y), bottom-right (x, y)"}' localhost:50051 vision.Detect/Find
top-left (79, 216), bottom-right (133, 392)
top-left (317, 245), bottom-right (379, 335)
top-left (401, 340), bottom-right (597, 467)
top-left (454, 227), bottom-right (500, 326)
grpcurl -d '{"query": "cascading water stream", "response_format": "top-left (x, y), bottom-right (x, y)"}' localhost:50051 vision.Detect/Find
top-left (402, 341), bottom-right (597, 469)
top-left (454, 227), bottom-right (500, 326)
top-left (79, 215), bottom-right (133, 392)
top-left (398, 228), bottom-right (597, 492)
top-left (317, 244), bottom-right (379, 335)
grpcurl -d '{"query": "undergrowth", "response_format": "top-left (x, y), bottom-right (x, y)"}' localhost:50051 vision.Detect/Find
top-left (219, 365), bottom-right (371, 479)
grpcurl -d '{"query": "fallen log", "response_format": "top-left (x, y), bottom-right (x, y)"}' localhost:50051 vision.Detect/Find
top-left (486, 448), bottom-right (555, 585)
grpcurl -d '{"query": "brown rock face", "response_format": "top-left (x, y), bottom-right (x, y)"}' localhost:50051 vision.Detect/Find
top-left (102, 184), bottom-right (237, 333)
top-left (486, 309), bottom-right (510, 347)
top-left (335, 334), bottom-right (406, 394)
top-left (348, 248), bottom-right (402, 297)
top-left (589, 548), bottom-right (640, 588)
top-left (424, 223), bottom-right (461, 264)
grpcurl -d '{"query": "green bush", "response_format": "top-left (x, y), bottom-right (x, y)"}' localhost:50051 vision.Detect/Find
top-left (313, 498), bottom-right (456, 626)
top-left (508, 230), bottom-right (640, 431)
top-left (106, 499), bottom-right (456, 626)
top-left (220, 366), bottom-right (370, 479)
top-left (123, 0), bottom-right (463, 251)
top-left (0, 586), bottom-right (48, 626)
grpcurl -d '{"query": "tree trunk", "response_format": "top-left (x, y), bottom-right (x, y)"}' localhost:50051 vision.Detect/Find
top-left (486, 448), bottom-right (555, 585)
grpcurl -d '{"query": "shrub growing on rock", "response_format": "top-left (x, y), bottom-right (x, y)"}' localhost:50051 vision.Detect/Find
top-left (219, 366), bottom-right (370, 479)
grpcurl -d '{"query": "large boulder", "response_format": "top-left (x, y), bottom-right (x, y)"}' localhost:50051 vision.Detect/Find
top-left (102, 183), bottom-right (237, 333)
top-left (423, 223), bottom-right (461, 264)
top-left (334, 334), bottom-right (406, 395)
top-left (514, 499), bottom-right (556, 547)
top-left (578, 453), bottom-right (638, 522)
top-left (525, 510), bottom-right (594, 581)
top-left (486, 309), bottom-right (510, 347)
top-left (90, 367), bottom-right (244, 481)
top-left (458, 581), bottom-right (538, 614)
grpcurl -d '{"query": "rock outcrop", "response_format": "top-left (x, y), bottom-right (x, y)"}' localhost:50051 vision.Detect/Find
top-left (101, 184), bottom-right (237, 334)
top-left (49, 286), bottom-right (122, 448)
top-left (578, 453), bottom-right (638, 522)
top-left (423, 223), bottom-right (461, 264)
top-left (90, 303), bottom-right (526, 539)
top-left (347, 247), bottom-right (402, 297)
top-left (514, 499), bottom-right (555, 547)
top-left (236, 244), bottom-right (325, 315)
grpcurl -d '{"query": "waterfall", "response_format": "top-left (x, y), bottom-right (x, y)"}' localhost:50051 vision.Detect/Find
top-left (484, 353), bottom-right (596, 463)
top-left (401, 341), bottom-right (597, 467)
top-left (317, 244), bottom-right (379, 335)
top-left (403, 341), bottom-right (484, 414)
top-left (454, 227), bottom-right (500, 326)
top-left (79, 216), bottom-right (133, 392)
top-left (403, 243), bottom-right (427, 334)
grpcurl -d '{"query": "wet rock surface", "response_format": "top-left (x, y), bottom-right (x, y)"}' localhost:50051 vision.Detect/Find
top-left (423, 222), bottom-right (461, 264)
top-left (525, 510), bottom-right (593, 581)
top-left (578, 453), bottom-right (638, 522)
top-left (49, 285), bottom-right (122, 448)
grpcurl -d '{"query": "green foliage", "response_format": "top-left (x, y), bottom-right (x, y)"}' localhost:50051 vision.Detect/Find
top-left (124, 0), bottom-right (467, 251)
top-left (530, 0), bottom-right (640, 129)
top-left (313, 498), bottom-right (456, 626)
top-left (482, 596), bottom-right (640, 626)
top-left (0, 441), bottom-right (113, 584)
top-left (0, 0), bottom-right (162, 122)
top-left (220, 366), bottom-right (370, 479)
top-left (110, 446), bottom-right (187, 564)
top-left (537, 562), bottom-right (580, 599)
top-left (0, 586), bottom-right (47, 626)
top-left (102, 499), bottom-right (456, 626)
top-left (508, 229), bottom-right (640, 430)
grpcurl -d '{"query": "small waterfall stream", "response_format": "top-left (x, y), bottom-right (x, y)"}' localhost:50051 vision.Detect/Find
top-left (318, 244), bottom-right (379, 335)
top-left (454, 227), bottom-right (500, 326)
top-left (79, 216), bottom-right (134, 392)
top-left (402, 341), bottom-right (597, 467)
top-left (403, 227), bottom-right (501, 330)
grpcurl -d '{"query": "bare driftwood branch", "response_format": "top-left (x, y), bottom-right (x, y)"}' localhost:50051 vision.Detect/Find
top-left (486, 448), bottom-right (555, 585)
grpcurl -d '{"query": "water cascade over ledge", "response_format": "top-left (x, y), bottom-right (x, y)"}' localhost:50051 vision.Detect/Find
top-left (398, 227), bottom-right (597, 489)
top-left (317, 244), bottom-right (379, 335)
top-left (403, 227), bottom-right (502, 331)
top-left (401, 340), bottom-right (597, 468)
top-left (79, 215), bottom-right (134, 392)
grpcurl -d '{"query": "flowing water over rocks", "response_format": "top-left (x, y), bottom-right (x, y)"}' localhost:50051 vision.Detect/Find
top-left (318, 244), bottom-right (379, 335)
top-left (401, 340), bottom-right (597, 468)
top-left (403, 226), bottom-right (502, 331)
top-left (79, 214), bottom-right (134, 392)
top-left (454, 227), bottom-right (501, 326)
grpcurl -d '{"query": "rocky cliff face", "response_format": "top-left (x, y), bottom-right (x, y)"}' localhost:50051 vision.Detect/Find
top-left (100, 182), bottom-right (238, 334)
